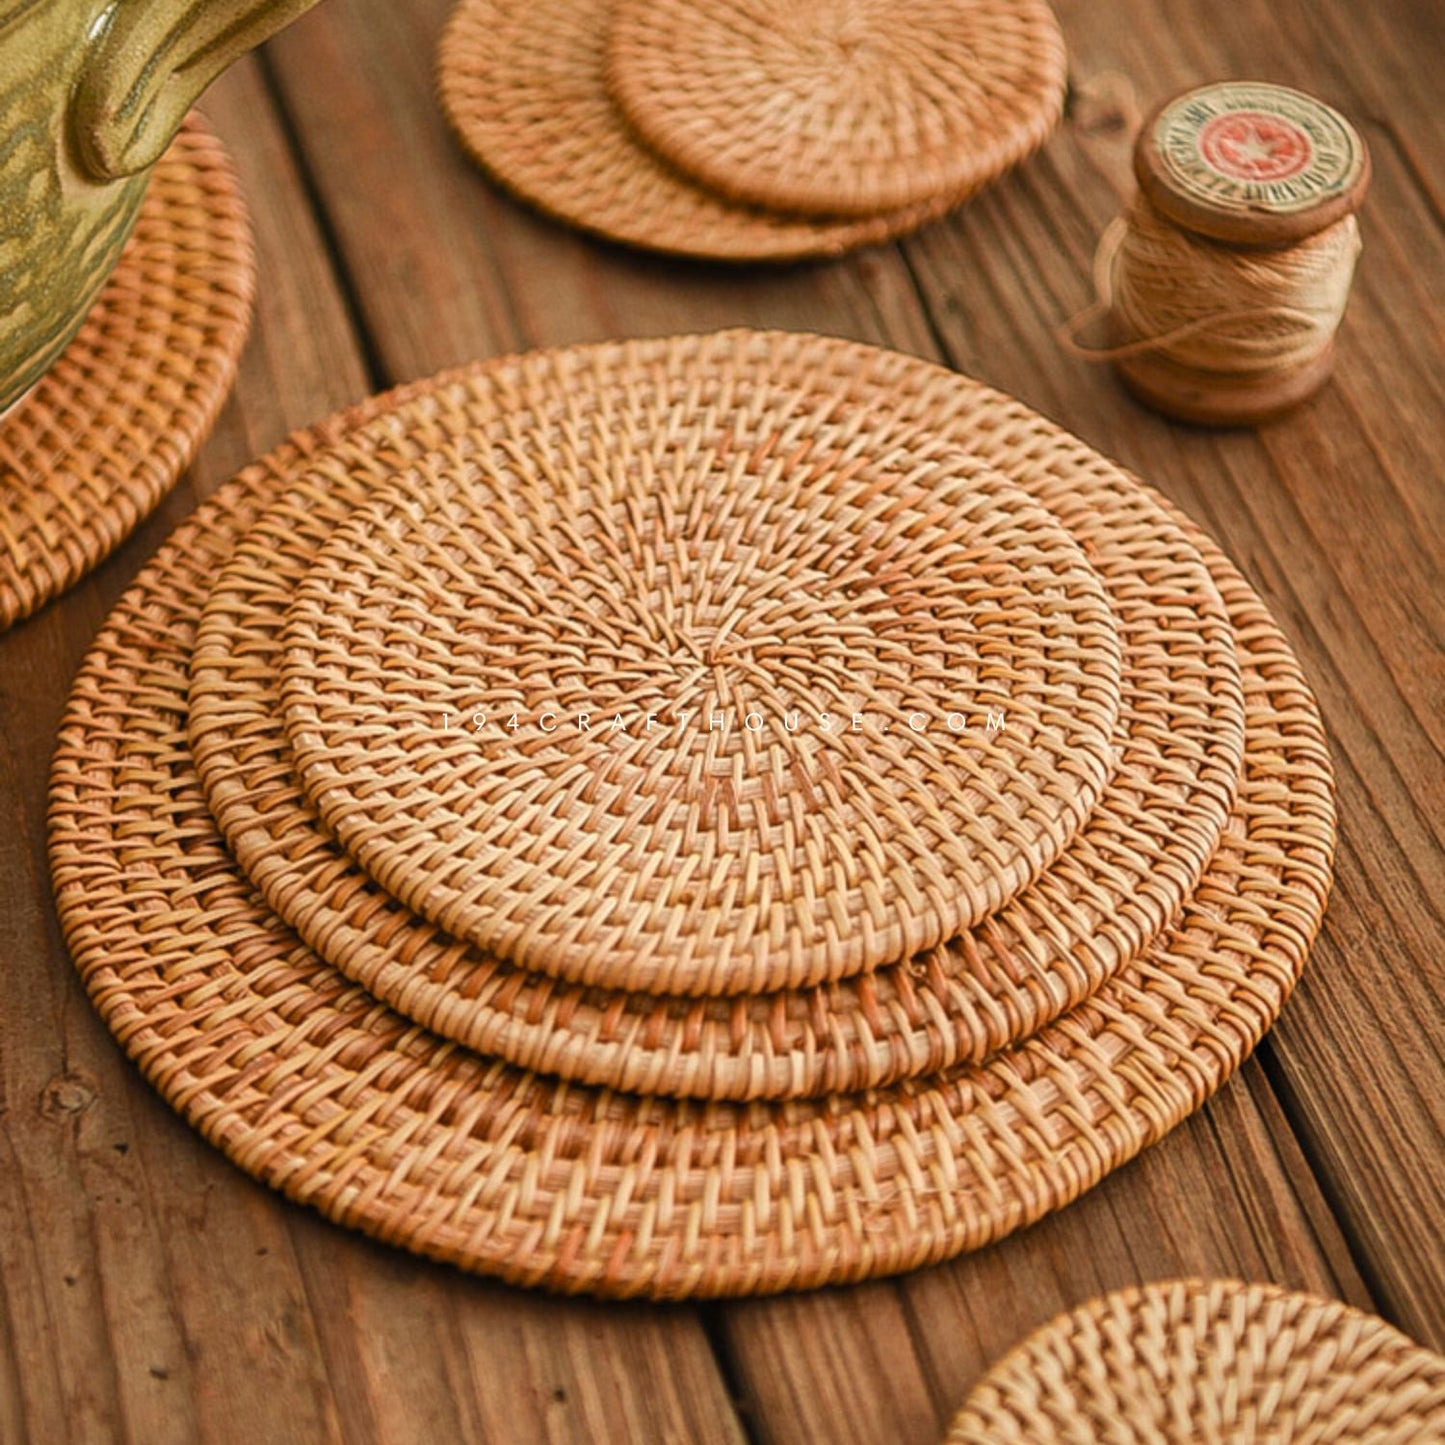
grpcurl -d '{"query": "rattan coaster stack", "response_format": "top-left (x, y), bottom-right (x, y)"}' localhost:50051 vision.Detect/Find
top-left (436, 0), bottom-right (1067, 261)
top-left (1, 118), bottom-right (253, 633)
top-left (51, 331), bottom-right (1335, 1298)
top-left (947, 1279), bottom-right (1445, 1442)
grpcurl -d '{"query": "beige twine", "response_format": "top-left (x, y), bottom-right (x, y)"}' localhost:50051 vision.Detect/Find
top-left (1064, 194), bottom-right (1362, 376)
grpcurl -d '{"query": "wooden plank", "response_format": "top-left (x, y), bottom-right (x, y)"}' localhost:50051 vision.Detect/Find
top-left (894, 0), bottom-right (1445, 1354)
top-left (0, 55), bottom-right (366, 1445)
top-left (1194, 0), bottom-right (1445, 1348)
top-left (206, 51), bottom-right (746, 1445)
top-left (1294, 0), bottom-right (1445, 223)
top-left (0, 52), bottom-right (742, 1445)
top-left (283, 1213), bottom-right (745, 1445)
top-left (1035, 0), bottom-right (1445, 1349)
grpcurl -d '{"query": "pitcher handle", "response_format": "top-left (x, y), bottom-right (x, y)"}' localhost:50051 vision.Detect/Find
top-left (72, 0), bottom-right (322, 180)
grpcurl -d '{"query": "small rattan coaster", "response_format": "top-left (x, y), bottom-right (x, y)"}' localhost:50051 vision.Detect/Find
top-left (0, 118), bottom-right (253, 633)
top-left (606, 0), bottom-right (1068, 220)
top-left (273, 354), bottom-right (1123, 998)
top-left (946, 1279), bottom-right (1445, 1443)
top-left (437, 0), bottom-right (957, 262)
top-left (51, 338), bottom-right (1334, 1299)
top-left (189, 333), bottom-right (1244, 1098)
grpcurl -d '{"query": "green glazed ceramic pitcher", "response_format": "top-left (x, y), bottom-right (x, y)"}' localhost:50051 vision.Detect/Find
top-left (0, 0), bottom-right (321, 416)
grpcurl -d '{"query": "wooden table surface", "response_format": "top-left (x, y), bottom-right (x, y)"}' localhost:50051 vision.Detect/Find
top-left (3, 0), bottom-right (1442, 1440)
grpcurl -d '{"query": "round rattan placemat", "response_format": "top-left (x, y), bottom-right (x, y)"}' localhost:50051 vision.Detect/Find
top-left (946, 1279), bottom-right (1445, 1443)
top-left (188, 333), bottom-right (1245, 1099)
top-left (606, 0), bottom-right (1068, 220)
top-left (274, 354), bottom-right (1123, 998)
top-left (0, 117), bottom-right (253, 633)
top-left (52, 336), bottom-right (1334, 1299)
top-left (436, 0), bottom-right (958, 262)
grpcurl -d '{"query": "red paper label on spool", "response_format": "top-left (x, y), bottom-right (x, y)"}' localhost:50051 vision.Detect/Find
top-left (1139, 81), bottom-right (1368, 243)
top-left (1199, 111), bottom-right (1311, 184)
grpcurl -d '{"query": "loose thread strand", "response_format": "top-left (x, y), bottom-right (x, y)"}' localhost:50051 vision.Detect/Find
top-left (1060, 197), bottom-right (1362, 376)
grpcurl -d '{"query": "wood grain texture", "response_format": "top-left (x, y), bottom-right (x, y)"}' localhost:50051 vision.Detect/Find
top-left (1, 0), bottom-right (1440, 1438)
top-left (994, 0), bottom-right (1445, 1352)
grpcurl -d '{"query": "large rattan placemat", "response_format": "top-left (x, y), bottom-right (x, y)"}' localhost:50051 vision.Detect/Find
top-left (946, 1279), bottom-right (1445, 1443)
top-left (273, 357), bottom-right (1123, 998)
top-left (436, 0), bottom-right (957, 262)
top-left (0, 118), bottom-right (253, 633)
top-left (52, 336), bottom-right (1334, 1299)
top-left (607, 0), bottom-right (1068, 220)
top-left (188, 333), bottom-right (1245, 1099)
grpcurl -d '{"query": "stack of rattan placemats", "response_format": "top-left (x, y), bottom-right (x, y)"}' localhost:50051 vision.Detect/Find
top-left (437, 0), bottom-right (1068, 261)
top-left (1, 118), bottom-right (253, 633)
top-left (947, 1279), bottom-right (1445, 1442)
top-left (50, 330), bottom-right (1335, 1299)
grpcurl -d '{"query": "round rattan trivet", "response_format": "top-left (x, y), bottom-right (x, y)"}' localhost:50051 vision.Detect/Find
top-left (274, 354), bottom-right (1124, 998)
top-left (606, 0), bottom-right (1068, 220)
top-left (436, 0), bottom-right (958, 262)
top-left (0, 117), bottom-right (253, 633)
top-left (188, 334), bottom-right (1245, 1099)
top-left (51, 340), bottom-right (1334, 1299)
top-left (946, 1279), bottom-right (1445, 1443)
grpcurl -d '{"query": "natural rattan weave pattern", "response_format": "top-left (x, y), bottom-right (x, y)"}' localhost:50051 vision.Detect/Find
top-left (188, 334), bottom-right (1245, 1099)
top-left (274, 354), bottom-right (1123, 997)
top-left (946, 1279), bottom-right (1445, 1443)
top-left (51, 335), bottom-right (1335, 1299)
top-left (436, 0), bottom-right (957, 262)
top-left (607, 0), bottom-right (1068, 219)
top-left (0, 118), bottom-right (253, 632)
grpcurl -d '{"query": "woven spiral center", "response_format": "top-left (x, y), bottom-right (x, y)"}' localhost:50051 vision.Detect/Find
top-left (276, 370), bottom-right (1123, 995)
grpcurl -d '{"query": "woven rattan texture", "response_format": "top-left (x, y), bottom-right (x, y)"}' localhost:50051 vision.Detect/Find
top-left (188, 333), bottom-right (1245, 1099)
top-left (947, 1278), bottom-right (1445, 1443)
top-left (273, 354), bottom-right (1123, 997)
top-left (436, 0), bottom-right (958, 261)
top-left (607, 0), bottom-right (1068, 219)
top-left (0, 118), bottom-right (253, 632)
top-left (51, 334), bottom-right (1335, 1299)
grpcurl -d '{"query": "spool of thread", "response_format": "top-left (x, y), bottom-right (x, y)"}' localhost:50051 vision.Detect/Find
top-left (1071, 80), bottom-right (1371, 426)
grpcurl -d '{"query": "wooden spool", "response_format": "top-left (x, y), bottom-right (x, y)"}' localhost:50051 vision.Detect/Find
top-left (1118, 80), bottom-right (1371, 426)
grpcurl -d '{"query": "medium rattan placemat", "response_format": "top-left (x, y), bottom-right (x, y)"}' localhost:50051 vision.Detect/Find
top-left (606, 0), bottom-right (1068, 220)
top-left (437, 0), bottom-right (957, 262)
top-left (273, 355), bottom-right (1123, 998)
top-left (946, 1279), bottom-right (1445, 1443)
top-left (51, 336), bottom-right (1334, 1299)
top-left (0, 117), bottom-right (253, 633)
top-left (188, 333), bottom-right (1244, 1099)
